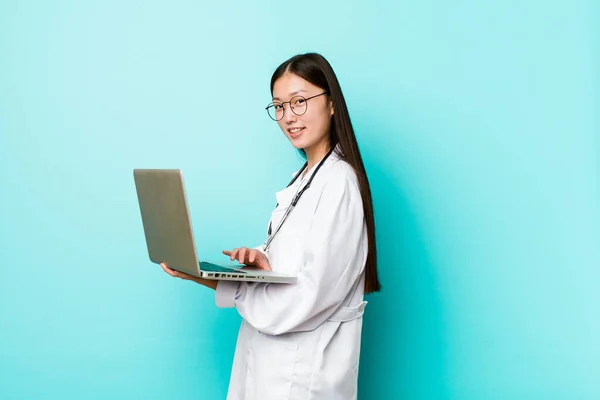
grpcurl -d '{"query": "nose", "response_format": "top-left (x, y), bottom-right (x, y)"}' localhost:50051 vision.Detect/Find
top-left (282, 103), bottom-right (297, 124)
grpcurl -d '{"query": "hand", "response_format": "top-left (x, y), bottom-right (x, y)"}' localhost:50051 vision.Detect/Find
top-left (160, 262), bottom-right (198, 281)
top-left (222, 247), bottom-right (271, 271)
top-left (160, 262), bottom-right (217, 290)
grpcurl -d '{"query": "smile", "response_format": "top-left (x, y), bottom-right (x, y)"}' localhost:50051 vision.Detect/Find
top-left (288, 127), bottom-right (305, 137)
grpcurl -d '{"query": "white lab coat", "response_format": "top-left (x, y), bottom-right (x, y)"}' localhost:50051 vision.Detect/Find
top-left (215, 148), bottom-right (368, 400)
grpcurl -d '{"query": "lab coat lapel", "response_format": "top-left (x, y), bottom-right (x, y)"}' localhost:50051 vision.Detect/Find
top-left (274, 146), bottom-right (342, 210)
top-left (274, 185), bottom-right (297, 211)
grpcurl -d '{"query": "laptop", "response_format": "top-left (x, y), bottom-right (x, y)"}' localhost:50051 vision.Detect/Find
top-left (133, 169), bottom-right (297, 284)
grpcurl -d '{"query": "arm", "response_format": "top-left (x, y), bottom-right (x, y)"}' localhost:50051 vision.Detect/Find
top-left (216, 169), bottom-right (367, 335)
top-left (159, 244), bottom-right (270, 290)
top-left (160, 263), bottom-right (218, 290)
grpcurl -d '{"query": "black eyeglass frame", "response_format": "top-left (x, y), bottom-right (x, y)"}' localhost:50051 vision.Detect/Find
top-left (265, 91), bottom-right (329, 121)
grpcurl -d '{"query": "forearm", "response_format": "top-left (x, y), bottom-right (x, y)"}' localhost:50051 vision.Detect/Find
top-left (192, 276), bottom-right (218, 290)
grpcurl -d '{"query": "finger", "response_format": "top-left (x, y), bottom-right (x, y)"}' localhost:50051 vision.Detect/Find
top-left (239, 248), bottom-right (247, 264)
top-left (230, 248), bottom-right (239, 261)
top-left (160, 263), bottom-right (176, 276)
top-left (222, 250), bottom-right (232, 256)
top-left (249, 250), bottom-right (256, 263)
top-left (166, 266), bottom-right (187, 280)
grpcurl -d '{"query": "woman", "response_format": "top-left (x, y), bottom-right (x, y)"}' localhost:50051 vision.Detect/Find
top-left (161, 52), bottom-right (381, 400)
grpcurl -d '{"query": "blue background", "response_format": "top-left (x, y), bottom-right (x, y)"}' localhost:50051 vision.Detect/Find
top-left (1, 0), bottom-right (598, 398)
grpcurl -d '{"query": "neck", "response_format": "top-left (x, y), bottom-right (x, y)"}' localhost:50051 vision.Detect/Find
top-left (305, 140), bottom-right (331, 172)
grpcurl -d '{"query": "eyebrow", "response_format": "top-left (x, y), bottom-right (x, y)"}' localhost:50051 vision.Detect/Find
top-left (272, 89), bottom-right (308, 101)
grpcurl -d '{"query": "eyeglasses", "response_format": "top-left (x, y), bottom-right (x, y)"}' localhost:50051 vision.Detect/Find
top-left (265, 91), bottom-right (328, 121)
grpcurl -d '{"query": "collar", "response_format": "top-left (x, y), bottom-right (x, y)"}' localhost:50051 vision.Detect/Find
top-left (277, 144), bottom-right (342, 208)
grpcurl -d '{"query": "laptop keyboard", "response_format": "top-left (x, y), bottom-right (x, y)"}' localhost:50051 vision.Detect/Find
top-left (199, 261), bottom-right (247, 274)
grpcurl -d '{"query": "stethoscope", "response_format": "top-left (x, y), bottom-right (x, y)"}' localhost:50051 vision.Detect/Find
top-left (262, 146), bottom-right (336, 252)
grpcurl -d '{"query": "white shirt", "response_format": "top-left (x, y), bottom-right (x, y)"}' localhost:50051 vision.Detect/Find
top-left (216, 148), bottom-right (368, 400)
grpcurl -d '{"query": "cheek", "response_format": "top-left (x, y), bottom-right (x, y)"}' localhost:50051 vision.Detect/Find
top-left (277, 120), bottom-right (286, 132)
top-left (307, 114), bottom-right (330, 137)
top-left (304, 113), bottom-right (322, 129)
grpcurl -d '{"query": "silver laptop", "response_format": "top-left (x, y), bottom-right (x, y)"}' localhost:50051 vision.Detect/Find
top-left (133, 169), bottom-right (297, 284)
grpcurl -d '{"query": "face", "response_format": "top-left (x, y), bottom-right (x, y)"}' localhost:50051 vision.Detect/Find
top-left (270, 72), bottom-right (333, 152)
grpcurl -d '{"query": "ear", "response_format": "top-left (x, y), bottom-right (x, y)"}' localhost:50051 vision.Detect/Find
top-left (330, 100), bottom-right (334, 117)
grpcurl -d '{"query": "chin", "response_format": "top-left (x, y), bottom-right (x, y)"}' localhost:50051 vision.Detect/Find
top-left (288, 136), bottom-right (308, 149)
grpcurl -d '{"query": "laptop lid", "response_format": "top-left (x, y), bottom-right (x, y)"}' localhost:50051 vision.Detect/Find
top-left (133, 169), bottom-right (202, 277)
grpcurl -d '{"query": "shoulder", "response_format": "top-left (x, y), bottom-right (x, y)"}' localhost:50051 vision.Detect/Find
top-left (324, 159), bottom-right (359, 186)
top-left (310, 159), bottom-right (364, 219)
top-left (315, 159), bottom-right (361, 200)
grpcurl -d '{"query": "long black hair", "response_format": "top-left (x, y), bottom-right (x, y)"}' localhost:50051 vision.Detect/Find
top-left (270, 53), bottom-right (381, 293)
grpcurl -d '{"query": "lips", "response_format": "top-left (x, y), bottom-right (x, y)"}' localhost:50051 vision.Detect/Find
top-left (288, 127), bottom-right (305, 138)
